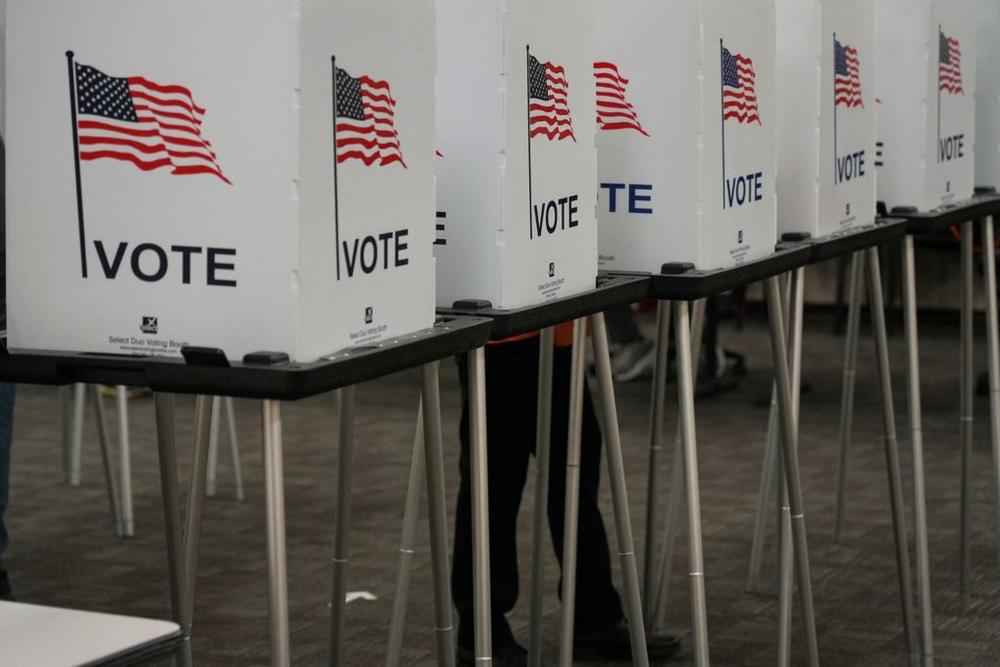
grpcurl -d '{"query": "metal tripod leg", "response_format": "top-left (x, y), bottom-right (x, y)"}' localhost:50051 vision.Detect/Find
top-left (777, 268), bottom-right (805, 667)
top-left (421, 362), bottom-right (457, 667)
top-left (748, 274), bottom-right (789, 595)
top-left (653, 298), bottom-right (706, 630)
top-left (91, 385), bottom-right (123, 537)
top-left (224, 398), bottom-right (245, 502)
top-left (260, 399), bottom-right (290, 667)
top-left (643, 301), bottom-right (671, 623)
top-left (206, 397), bottom-right (221, 498)
top-left (330, 387), bottom-right (356, 667)
top-left (764, 277), bottom-right (820, 667)
top-left (60, 386), bottom-right (73, 483)
top-left (902, 234), bottom-right (934, 665)
top-left (70, 383), bottom-right (85, 487)
top-left (592, 313), bottom-right (650, 666)
top-left (672, 301), bottom-right (710, 666)
top-left (982, 216), bottom-right (1000, 569)
top-left (558, 319), bottom-right (588, 667)
top-left (178, 396), bottom-right (212, 660)
top-left (114, 387), bottom-right (134, 537)
top-left (153, 394), bottom-right (193, 667)
top-left (467, 347), bottom-right (493, 665)
top-left (386, 401), bottom-right (426, 667)
top-left (960, 222), bottom-right (974, 610)
top-left (834, 252), bottom-right (865, 543)
top-left (865, 246), bottom-right (920, 659)
top-left (528, 327), bottom-right (555, 667)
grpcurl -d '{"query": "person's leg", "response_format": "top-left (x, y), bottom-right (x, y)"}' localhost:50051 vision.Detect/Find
top-left (452, 340), bottom-right (537, 652)
top-left (544, 345), bottom-right (625, 631)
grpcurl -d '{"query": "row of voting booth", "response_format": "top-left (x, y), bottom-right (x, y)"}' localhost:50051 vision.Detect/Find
top-left (5, 0), bottom-right (999, 357)
top-left (4, 0), bottom-right (1000, 666)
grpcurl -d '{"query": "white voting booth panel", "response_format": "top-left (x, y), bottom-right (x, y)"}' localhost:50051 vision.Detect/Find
top-left (434, 0), bottom-right (597, 310)
top-left (6, 0), bottom-right (436, 362)
top-left (975, 0), bottom-right (1000, 189)
top-left (595, 0), bottom-right (776, 273)
top-left (874, 0), bottom-right (977, 211)
top-left (776, 0), bottom-right (877, 238)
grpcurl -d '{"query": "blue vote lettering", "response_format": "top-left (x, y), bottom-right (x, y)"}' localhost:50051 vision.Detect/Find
top-left (724, 172), bottom-right (763, 208)
top-left (600, 183), bottom-right (653, 215)
top-left (836, 151), bottom-right (866, 184)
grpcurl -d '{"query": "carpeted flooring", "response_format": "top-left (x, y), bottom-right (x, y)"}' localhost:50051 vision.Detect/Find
top-left (3, 310), bottom-right (1000, 665)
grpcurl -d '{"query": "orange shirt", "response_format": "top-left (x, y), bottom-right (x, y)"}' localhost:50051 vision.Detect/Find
top-left (488, 320), bottom-right (587, 348)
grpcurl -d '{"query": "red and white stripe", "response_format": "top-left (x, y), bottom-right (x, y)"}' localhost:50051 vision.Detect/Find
top-left (594, 61), bottom-right (649, 136)
top-left (939, 37), bottom-right (963, 94)
top-left (78, 77), bottom-right (230, 184)
top-left (835, 45), bottom-right (864, 108)
top-left (336, 75), bottom-right (406, 168)
top-left (723, 54), bottom-right (760, 125)
top-left (530, 62), bottom-right (575, 142)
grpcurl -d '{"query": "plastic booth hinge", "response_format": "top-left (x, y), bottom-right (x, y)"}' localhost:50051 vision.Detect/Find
top-left (781, 232), bottom-right (812, 243)
top-left (180, 347), bottom-right (231, 368)
top-left (975, 186), bottom-right (998, 196)
top-left (243, 351), bottom-right (291, 366)
top-left (876, 201), bottom-right (888, 217)
top-left (452, 299), bottom-right (493, 310)
top-left (890, 205), bottom-right (919, 215)
top-left (660, 262), bottom-right (696, 276)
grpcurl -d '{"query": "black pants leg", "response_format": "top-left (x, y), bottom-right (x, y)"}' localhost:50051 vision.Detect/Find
top-left (452, 337), bottom-right (624, 644)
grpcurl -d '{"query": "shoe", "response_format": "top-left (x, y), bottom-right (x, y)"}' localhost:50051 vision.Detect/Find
top-left (613, 340), bottom-right (657, 382)
top-left (574, 619), bottom-right (681, 661)
top-left (0, 564), bottom-right (14, 601)
top-left (456, 621), bottom-right (527, 667)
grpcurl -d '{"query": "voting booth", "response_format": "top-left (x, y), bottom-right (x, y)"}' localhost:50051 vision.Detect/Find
top-left (776, 0), bottom-right (876, 238)
top-left (434, 0), bottom-right (597, 310)
top-left (5, 0), bottom-right (437, 362)
top-left (976, 0), bottom-right (1000, 189)
top-left (595, 0), bottom-right (777, 273)
top-left (874, 0), bottom-right (977, 212)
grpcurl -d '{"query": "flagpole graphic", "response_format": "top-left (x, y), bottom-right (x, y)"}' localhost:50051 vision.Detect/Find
top-left (938, 24), bottom-right (942, 161)
top-left (66, 51), bottom-right (88, 278)
top-left (720, 39), bottom-right (727, 210)
top-left (527, 45), bottom-right (535, 240)
top-left (331, 55), bottom-right (342, 281)
top-left (833, 33), bottom-right (838, 179)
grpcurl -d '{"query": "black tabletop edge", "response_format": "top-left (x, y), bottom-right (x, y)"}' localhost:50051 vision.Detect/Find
top-left (897, 194), bottom-right (1000, 234)
top-left (634, 245), bottom-right (813, 300)
top-left (437, 274), bottom-right (650, 340)
top-left (780, 217), bottom-right (910, 264)
top-left (0, 317), bottom-right (493, 401)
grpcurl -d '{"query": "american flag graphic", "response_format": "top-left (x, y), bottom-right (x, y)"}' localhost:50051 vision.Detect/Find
top-left (335, 66), bottom-right (406, 168)
top-left (73, 62), bottom-right (230, 184)
top-left (529, 54), bottom-right (575, 141)
top-left (834, 38), bottom-right (863, 108)
top-left (939, 29), bottom-right (963, 95)
top-left (593, 61), bottom-right (649, 136)
top-left (722, 46), bottom-right (760, 125)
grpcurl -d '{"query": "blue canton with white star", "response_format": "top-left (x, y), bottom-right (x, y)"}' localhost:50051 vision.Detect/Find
top-left (75, 63), bottom-right (138, 122)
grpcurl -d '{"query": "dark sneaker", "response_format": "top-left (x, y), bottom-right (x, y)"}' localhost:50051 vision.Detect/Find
top-left (574, 619), bottom-right (681, 661)
top-left (0, 565), bottom-right (14, 601)
top-left (456, 620), bottom-right (527, 667)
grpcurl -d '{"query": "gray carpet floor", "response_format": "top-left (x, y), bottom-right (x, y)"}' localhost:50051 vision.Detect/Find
top-left (3, 311), bottom-right (1000, 665)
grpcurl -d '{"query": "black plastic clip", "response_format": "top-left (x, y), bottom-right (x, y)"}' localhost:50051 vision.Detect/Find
top-left (781, 232), bottom-right (812, 243)
top-left (452, 299), bottom-right (493, 310)
top-left (660, 262), bottom-right (695, 275)
top-left (180, 347), bottom-right (230, 367)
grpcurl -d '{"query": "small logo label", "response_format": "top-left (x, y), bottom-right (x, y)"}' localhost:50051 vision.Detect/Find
top-left (141, 316), bottom-right (158, 334)
top-left (846, 203), bottom-right (851, 216)
top-left (548, 262), bottom-right (556, 278)
top-left (364, 307), bottom-right (374, 325)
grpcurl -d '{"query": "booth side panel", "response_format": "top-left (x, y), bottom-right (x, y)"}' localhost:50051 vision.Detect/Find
top-left (975, 0), bottom-right (1000, 189)
top-left (434, 0), bottom-right (504, 309)
top-left (297, 0), bottom-right (437, 360)
top-left (595, 0), bottom-right (703, 274)
top-left (5, 0), bottom-right (300, 361)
